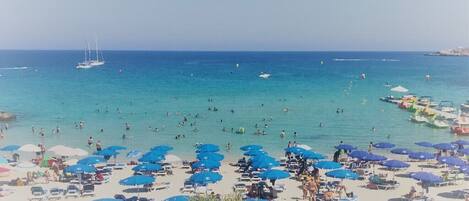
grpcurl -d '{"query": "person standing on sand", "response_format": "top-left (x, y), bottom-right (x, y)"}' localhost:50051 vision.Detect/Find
top-left (368, 142), bottom-right (373, 153)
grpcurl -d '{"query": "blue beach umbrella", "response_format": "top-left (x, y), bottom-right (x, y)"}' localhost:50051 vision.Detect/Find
top-left (373, 142), bottom-right (395, 149)
top-left (259, 169), bottom-right (290, 180)
top-left (314, 161), bottom-right (342, 169)
top-left (348, 150), bottom-right (369, 159)
top-left (244, 150), bottom-right (267, 156)
top-left (382, 160), bottom-right (410, 169)
top-left (460, 166), bottom-right (469, 175)
top-left (0, 145), bottom-right (20, 152)
top-left (335, 144), bottom-right (356, 151)
top-left (120, 175), bottom-right (155, 186)
top-left (65, 164), bottom-right (96, 174)
top-left (284, 147), bottom-right (306, 155)
top-left (190, 171), bottom-right (223, 184)
top-left (78, 156), bottom-right (106, 165)
top-left (126, 150), bottom-right (143, 158)
top-left (433, 143), bottom-right (456, 150)
top-left (325, 169), bottom-right (359, 180)
top-left (250, 155), bottom-right (275, 163)
top-left (240, 145), bottom-right (263, 151)
top-left (151, 145), bottom-right (173, 153)
top-left (0, 156), bottom-right (8, 164)
top-left (96, 149), bottom-right (119, 156)
top-left (301, 151), bottom-right (325, 160)
top-left (192, 160), bottom-right (221, 169)
top-left (94, 199), bottom-right (123, 201)
top-left (361, 154), bottom-right (387, 162)
top-left (410, 172), bottom-right (442, 183)
top-left (245, 199), bottom-right (268, 201)
top-left (451, 140), bottom-right (469, 146)
top-left (197, 144), bottom-right (220, 153)
top-left (132, 164), bottom-right (162, 172)
top-left (105, 146), bottom-right (127, 151)
top-left (164, 195), bottom-right (190, 201)
top-left (415, 141), bottom-right (433, 148)
top-left (197, 152), bottom-right (224, 161)
top-left (391, 148), bottom-right (412, 155)
top-left (438, 156), bottom-right (466, 167)
top-left (408, 152), bottom-right (434, 160)
top-left (138, 153), bottom-right (165, 163)
top-left (252, 159), bottom-right (280, 169)
top-left (458, 148), bottom-right (469, 155)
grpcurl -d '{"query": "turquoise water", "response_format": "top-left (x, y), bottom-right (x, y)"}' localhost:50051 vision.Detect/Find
top-left (0, 51), bottom-right (468, 158)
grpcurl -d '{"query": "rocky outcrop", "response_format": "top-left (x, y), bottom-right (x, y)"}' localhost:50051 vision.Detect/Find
top-left (0, 112), bottom-right (16, 121)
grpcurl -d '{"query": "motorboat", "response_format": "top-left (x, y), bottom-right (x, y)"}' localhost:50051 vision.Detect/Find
top-left (410, 112), bottom-right (428, 123)
top-left (426, 116), bottom-right (449, 129)
top-left (259, 72), bottom-right (271, 79)
top-left (438, 101), bottom-right (455, 113)
top-left (451, 125), bottom-right (469, 136)
top-left (417, 96), bottom-right (438, 107)
top-left (460, 100), bottom-right (469, 114)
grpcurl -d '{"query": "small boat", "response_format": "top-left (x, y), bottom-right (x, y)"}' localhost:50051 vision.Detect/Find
top-left (438, 101), bottom-right (455, 113)
top-left (417, 96), bottom-right (438, 107)
top-left (410, 112), bottom-right (428, 123)
top-left (76, 38), bottom-right (104, 69)
top-left (460, 100), bottom-right (469, 115)
top-left (426, 117), bottom-right (449, 128)
top-left (451, 125), bottom-right (469, 136)
top-left (259, 72), bottom-right (271, 79)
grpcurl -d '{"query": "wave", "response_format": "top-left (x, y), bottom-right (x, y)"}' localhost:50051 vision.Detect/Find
top-left (0, 66), bottom-right (29, 70)
top-left (333, 58), bottom-right (400, 62)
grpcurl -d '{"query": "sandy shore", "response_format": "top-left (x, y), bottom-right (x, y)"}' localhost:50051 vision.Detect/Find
top-left (0, 153), bottom-right (468, 201)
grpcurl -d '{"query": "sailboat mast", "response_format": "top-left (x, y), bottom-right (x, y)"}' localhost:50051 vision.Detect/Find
top-left (87, 42), bottom-right (91, 62)
top-left (95, 37), bottom-right (99, 62)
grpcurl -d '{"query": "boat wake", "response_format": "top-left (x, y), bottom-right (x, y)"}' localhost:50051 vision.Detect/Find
top-left (333, 58), bottom-right (400, 62)
top-left (0, 66), bottom-right (29, 70)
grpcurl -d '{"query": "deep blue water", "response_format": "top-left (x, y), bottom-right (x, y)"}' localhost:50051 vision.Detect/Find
top-left (0, 50), bottom-right (468, 157)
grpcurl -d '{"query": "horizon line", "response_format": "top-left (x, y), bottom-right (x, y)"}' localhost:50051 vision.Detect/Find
top-left (0, 48), bottom-right (434, 52)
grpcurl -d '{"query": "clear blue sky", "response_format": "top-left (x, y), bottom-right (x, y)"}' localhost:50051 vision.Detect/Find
top-left (1, 0), bottom-right (468, 51)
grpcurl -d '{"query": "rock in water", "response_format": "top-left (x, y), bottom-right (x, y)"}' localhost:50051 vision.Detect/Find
top-left (0, 112), bottom-right (16, 121)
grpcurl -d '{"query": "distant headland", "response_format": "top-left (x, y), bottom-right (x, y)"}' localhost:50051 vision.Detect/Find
top-left (427, 47), bottom-right (469, 56)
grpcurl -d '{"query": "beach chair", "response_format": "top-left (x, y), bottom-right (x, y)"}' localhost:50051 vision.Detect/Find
top-left (156, 170), bottom-right (167, 176)
top-left (273, 183), bottom-right (286, 192)
top-left (64, 184), bottom-right (80, 198)
top-left (113, 163), bottom-right (126, 170)
top-left (367, 175), bottom-right (399, 190)
top-left (30, 186), bottom-right (47, 201)
top-left (81, 184), bottom-right (95, 197)
top-left (47, 188), bottom-right (63, 200)
top-left (181, 181), bottom-right (195, 193)
top-left (233, 182), bottom-right (247, 193)
top-left (153, 182), bottom-right (170, 190)
top-left (181, 160), bottom-right (191, 169)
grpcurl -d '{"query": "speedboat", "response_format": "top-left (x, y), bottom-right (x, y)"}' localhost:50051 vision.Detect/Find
top-left (426, 117), bottom-right (449, 129)
top-left (410, 113), bottom-right (428, 123)
top-left (417, 96), bottom-right (438, 107)
top-left (259, 72), bottom-right (271, 79)
top-left (438, 101), bottom-right (455, 113)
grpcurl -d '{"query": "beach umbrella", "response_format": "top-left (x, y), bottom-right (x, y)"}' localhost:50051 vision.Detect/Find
top-left (119, 175), bottom-right (155, 186)
top-left (94, 199), bottom-right (123, 201)
top-left (244, 150), bottom-right (267, 156)
top-left (382, 160), bottom-right (410, 169)
top-left (151, 145), bottom-right (173, 153)
top-left (391, 148), bottom-right (412, 155)
top-left (127, 150), bottom-right (143, 158)
top-left (65, 164), bottom-right (96, 174)
top-left (105, 145), bottom-right (127, 151)
top-left (0, 145), bottom-right (20, 152)
top-left (284, 147), bottom-right (306, 155)
top-left (250, 155), bottom-right (275, 163)
top-left (460, 166), bottom-right (469, 175)
top-left (163, 154), bottom-right (182, 163)
top-left (96, 149), bottom-right (119, 156)
top-left (373, 142), bottom-right (395, 149)
top-left (196, 144), bottom-right (219, 153)
top-left (191, 160), bottom-right (221, 169)
top-left (72, 148), bottom-right (89, 156)
top-left (451, 140), bottom-right (469, 146)
top-left (415, 141), bottom-right (433, 148)
top-left (164, 195), bottom-right (190, 201)
top-left (361, 154), bottom-right (387, 162)
top-left (132, 164), bottom-right (162, 172)
top-left (438, 156), bottom-right (466, 167)
top-left (240, 145), bottom-right (263, 151)
top-left (296, 144), bottom-right (312, 150)
top-left (138, 152), bottom-right (165, 163)
top-left (78, 156), bottom-right (106, 165)
top-left (252, 159), bottom-right (279, 169)
top-left (259, 169), bottom-right (290, 180)
top-left (301, 151), bottom-right (325, 160)
top-left (18, 144), bottom-right (41, 152)
top-left (335, 144), bottom-right (356, 151)
top-left (325, 169), bottom-right (359, 180)
top-left (48, 145), bottom-right (88, 157)
top-left (348, 150), bottom-right (369, 159)
top-left (390, 85), bottom-right (408, 93)
top-left (433, 143), bottom-right (456, 150)
top-left (458, 148), bottom-right (469, 155)
top-left (410, 172), bottom-right (442, 183)
top-left (0, 167), bottom-right (10, 173)
top-left (0, 156), bottom-right (8, 164)
top-left (314, 161), bottom-right (342, 169)
top-left (408, 152), bottom-right (434, 160)
top-left (190, 171), bottom-right (222, 184)
top-left (197, 152), bottom-right (224, 161)
top-left (16, 161), bottom-right (39, 171)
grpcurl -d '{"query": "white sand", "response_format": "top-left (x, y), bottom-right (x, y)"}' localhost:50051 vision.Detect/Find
top-left (0, 154), bottom-right (468, 201)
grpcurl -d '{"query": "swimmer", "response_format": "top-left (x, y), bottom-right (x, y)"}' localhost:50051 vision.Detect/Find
top-left (280, 130), bottom-right (286, 138)
top-left (87, 137), bottom-right (94, 147)
top-left (319, 122), bottom-right (324, 127)
top-left (425, 74), bottom-right (431, 81)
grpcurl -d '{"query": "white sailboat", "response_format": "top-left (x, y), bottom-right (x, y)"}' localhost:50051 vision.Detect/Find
top-left (76, 39), bottom-right (104, 69)
top-left (89, 38), bottom-right (105, 66)
top-left (76, 43), bottom-right (92, 69)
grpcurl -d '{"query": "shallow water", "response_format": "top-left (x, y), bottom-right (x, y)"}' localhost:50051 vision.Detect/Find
top-left (0, 50), bottom-right (468, 157)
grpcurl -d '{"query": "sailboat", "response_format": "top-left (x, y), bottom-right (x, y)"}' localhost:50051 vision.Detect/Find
top-left (76, 39), bottom-right (105, 69)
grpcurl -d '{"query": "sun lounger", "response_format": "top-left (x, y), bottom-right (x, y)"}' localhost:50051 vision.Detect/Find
top-left (153, 182), bottom-right (170, 190)
top-left (181, 160), bottom-right (191, 169)
top-left (47, 188), bottom-right (63, 200)
top-left (273, 184), bottom-right (286, 192)
top-left (30, 186), bottom-right (47, 201)
top-left (82, 184), bottom-right (95, 197)
top-left (233, 182), bottom-right (247, 193)
top-left (181, 181), bottom-right (195, 193)
top-left (64, 184), bottom-right (80, 198)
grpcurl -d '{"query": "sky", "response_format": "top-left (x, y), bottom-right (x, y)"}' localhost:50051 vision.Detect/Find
top-left (0, 0), bottom-right (468, 51)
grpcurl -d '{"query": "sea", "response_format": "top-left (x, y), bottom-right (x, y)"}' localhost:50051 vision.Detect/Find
top-left (0, 50), bottom-right (468, 158)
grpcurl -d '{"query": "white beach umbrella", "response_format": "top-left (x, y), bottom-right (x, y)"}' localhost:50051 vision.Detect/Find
top-left (296, 144), bottom-right (312, 150)
top-left (163, 154), bottom-right (182, 164)
top-left (16, 161), bottom-right (40, 171)
top-left (64, 159), bottom-right (78, 165)
top-left (390, 85), bottom-right (409, 93)
top-left (72, 148), bottom-right (88, 157)
top-left (18, 144), bottom-right (41, 152)
top-left (48, 145), bottom-right (88, 157)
